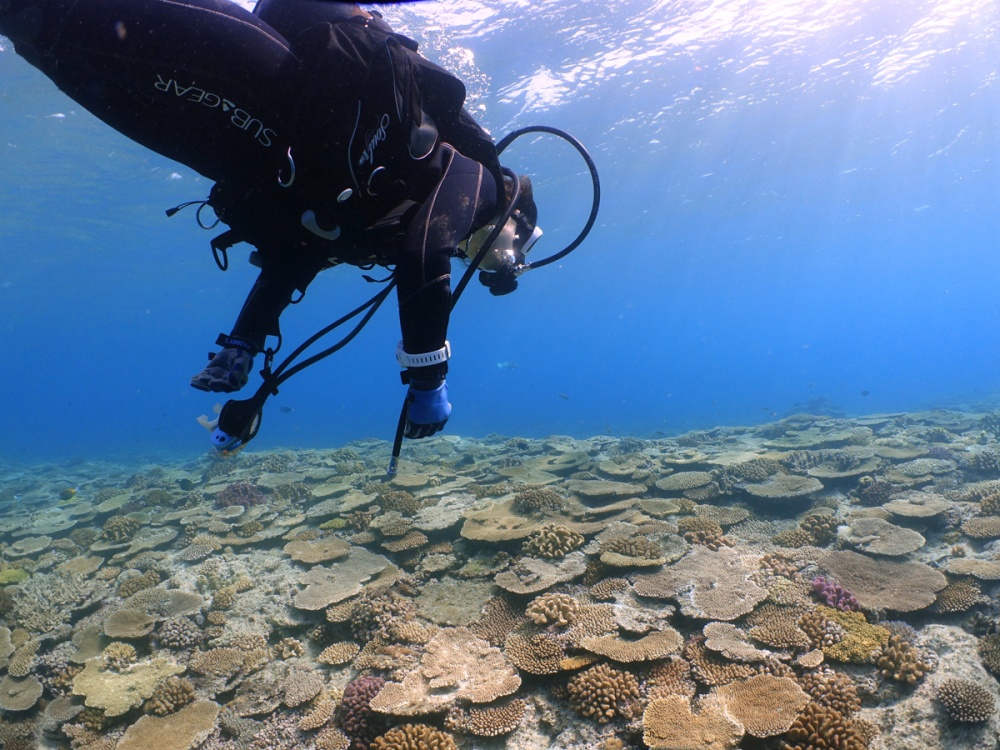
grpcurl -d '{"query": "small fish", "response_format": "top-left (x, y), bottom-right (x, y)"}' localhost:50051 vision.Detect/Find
top-left (860, 390), bottom-right (870, 397)
top-left (280, 406), bottom-right (294, 414)
top-left (557, 393), bottom-right (570, 400)
top-left (497, 361), bottom-right (519, 370)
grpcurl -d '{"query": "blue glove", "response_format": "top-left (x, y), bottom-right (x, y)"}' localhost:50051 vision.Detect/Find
top-left (191, 347), bottom-right (254, 393)
top-left (404, 381), bottom-right (451, 439)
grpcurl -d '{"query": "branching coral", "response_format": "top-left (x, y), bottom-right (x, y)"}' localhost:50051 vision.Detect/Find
top-left (144, 676), bottom-right (196, 716)
top-left (782, 701), bottom-right (866, 750)
top-left (877, 635), bottom-right (932, 684)
top-left (566, 662), bottom-right (641, 723)
top-left (936, 677), bottom-right (996, 722)
top-left (522, 524), bottom-right (585, 558)
top-left (370, 723), bottom-right (457, 750)
top-left (340, 675), bottom-right (386, 750)
top-left (526, 592), bottom-right (579, 627)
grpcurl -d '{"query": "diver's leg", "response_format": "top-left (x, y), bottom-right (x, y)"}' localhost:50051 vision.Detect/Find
top-left (396, 146), bottom-right (498, 379)
top-left (191, 249), bottom-right (326, 392)
top-left (1, 0), bottom-right (301, 184)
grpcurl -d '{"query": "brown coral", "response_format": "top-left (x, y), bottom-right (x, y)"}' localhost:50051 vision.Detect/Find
top-left (936, 677), bottom-right (996, 722)
top-left (445, 699), bottom-right (527, 737)
top-left (512, 486), bottom-right (565, 515)
top-left (144, 676), bottom-right (196, 716)
top-left (102, 515), bottom-right (141, 543)
top-left (716, 674), bottom-right (809, 737)
top-left (371, 723), bottom-right (457, 750)
top-left (782, 702), bottom-right (866, 750)
top-left (504, 632), bottom-right (564, 675)
top-left (877, 635), bottom-right (932, 684)
top-left (566, 663), bottom-right (641, 723)
top-left (799, 668), bottom-right (861, 717)
top-left (526, 592), bottom-right (579, 627)
top-left (103, 641), bottom-right (138, 671)
top-left (522, 524), bottom-right (585, 559)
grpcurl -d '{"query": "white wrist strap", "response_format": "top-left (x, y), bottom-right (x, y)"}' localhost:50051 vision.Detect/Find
top-left (396, 340), bottom-right (451, 368)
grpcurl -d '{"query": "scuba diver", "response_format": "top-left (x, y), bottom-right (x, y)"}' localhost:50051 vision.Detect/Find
top-left (0, 0), bottom-right (541, 442)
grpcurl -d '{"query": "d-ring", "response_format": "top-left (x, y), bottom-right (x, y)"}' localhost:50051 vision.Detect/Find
top-left (277, 147), bottom-right (296, 188)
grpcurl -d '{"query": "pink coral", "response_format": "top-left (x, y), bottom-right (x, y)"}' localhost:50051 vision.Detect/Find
top-left (214, 481), bottom-right (268, 509)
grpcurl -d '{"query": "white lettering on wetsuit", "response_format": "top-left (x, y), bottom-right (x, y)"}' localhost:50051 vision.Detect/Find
top-left (154, 75), bottom-right (276, 148)
top-left (359, 113), bottom-right (390, 167)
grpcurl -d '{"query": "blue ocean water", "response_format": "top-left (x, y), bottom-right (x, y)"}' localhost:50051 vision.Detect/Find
top-left (2, 0), bottom-right (1000, 465)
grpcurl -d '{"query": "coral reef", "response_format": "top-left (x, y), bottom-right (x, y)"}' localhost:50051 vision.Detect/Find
top-left (877, 634), bottom-right (932, 684)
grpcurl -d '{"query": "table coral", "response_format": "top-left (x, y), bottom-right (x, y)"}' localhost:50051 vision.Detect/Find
top-left (444, 698), bottom-right (527, 737)
top-left (717, 674), bottom-right (809, 737)
top-left (642, 694), bottom-right (743, 750)
top-left (369, 627), bottom-right (521, 715)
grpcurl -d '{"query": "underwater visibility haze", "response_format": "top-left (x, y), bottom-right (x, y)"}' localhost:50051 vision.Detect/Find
top-left (1, 0), bottom-right (998, 461)
top-left (3, 2), bottom-right (1000, 749)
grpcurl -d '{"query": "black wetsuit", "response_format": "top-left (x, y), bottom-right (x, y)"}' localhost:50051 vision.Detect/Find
top-left (1, 0), bottom-right (502, 377)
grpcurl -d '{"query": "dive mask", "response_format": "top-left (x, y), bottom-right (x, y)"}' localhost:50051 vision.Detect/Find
top-left (460, 213), bottom-right (543, 272)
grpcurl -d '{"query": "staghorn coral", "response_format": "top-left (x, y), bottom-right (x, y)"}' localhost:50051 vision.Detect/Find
top-left (522, 524), bottom-right (585, 558)
top-left (144, 676), bottom-right (196, 716)
top-left (340, 675), bottom-right (386, 750)
top-left (856, 479), bottom-right (900, 507)
top-left (782, 701), bottom-right (866, 750)
top-left (799, 668), bottom-right (861, 717)
top-left (978, 633), bottom-right (1000, 676)
top-left (936, 677), bottom-right (995, 722)
top-left (370, 723), bottom-right (457, 750)
top-left (877, 634), bottom-right (932, 684)
top-left (526, 592), bottom-right (579, 627)
top-left (566, 662), bottom-right (641, 724)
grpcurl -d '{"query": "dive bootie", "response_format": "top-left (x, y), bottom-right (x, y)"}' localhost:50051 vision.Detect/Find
top-left (190, 347), bottom-right (255, 393)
